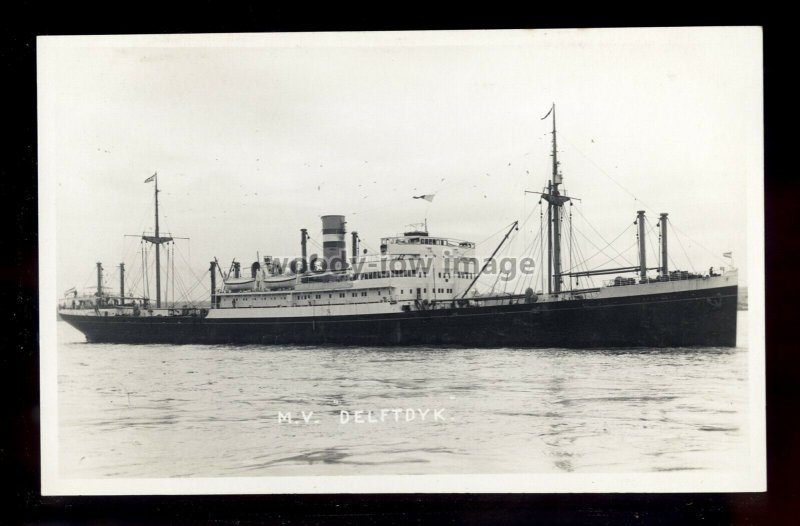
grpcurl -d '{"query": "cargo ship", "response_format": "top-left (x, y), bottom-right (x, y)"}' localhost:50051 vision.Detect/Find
top-left (58, 106), bottom-right (738, 347)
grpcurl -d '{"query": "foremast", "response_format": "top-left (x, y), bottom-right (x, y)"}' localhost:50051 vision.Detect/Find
top-left (142, 172), bottom-right (173, 308)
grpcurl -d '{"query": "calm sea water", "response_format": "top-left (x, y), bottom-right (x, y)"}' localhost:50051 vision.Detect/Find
top-left (57, 312), bottom-right (749, 478)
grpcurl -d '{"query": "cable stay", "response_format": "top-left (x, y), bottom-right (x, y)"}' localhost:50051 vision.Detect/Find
top-left (461, 220), bottom-right (519, 299)
top-left (87, 174), bottom-right (200, 308)
top-left (669, 221), bottom-right (696, 273)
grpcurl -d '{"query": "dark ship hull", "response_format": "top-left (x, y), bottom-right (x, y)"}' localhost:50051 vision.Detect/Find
top-left (60, 284), bottom-right (738, 348)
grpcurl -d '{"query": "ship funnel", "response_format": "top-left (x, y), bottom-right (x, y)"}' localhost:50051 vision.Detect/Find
top-left (321, 215), bottom-right (347, 271)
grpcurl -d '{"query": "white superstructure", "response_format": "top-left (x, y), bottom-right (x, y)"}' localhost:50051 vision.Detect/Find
top-left (214, 230), bottom-right (479, 314)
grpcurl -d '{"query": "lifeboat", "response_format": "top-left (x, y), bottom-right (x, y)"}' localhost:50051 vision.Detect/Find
top-left (262, 274), bottom-right (296, 289)
top-left (224, 276), bottom-right (256, 291)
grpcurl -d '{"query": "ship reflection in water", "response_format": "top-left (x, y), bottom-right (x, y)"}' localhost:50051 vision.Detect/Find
top-left (57, 312), bottom-right (749, 478)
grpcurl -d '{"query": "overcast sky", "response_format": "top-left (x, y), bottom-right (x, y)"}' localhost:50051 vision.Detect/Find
top-left (38, 28), bottom-right (762, 300)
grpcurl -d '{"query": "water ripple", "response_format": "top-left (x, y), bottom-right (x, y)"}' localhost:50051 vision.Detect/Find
top-left (56, 312), bottom-right (751, 478)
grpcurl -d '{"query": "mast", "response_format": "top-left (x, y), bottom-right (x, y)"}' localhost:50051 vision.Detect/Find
top-left (546, 181), bottom-right (553, 294)
top-left (142, 172), bottom-right (173, 308)
top-left (154, 175), bottom-right (161, 307)
top-left (551, 106), bottom-right (562, 292)
top-left (540, 104), bottom-right (569, 294)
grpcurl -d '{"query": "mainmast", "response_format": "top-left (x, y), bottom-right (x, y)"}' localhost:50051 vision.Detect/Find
top-left (540, 104), bottom-right (570, 294)
top-left (143, 172), bottom-right (173, 308)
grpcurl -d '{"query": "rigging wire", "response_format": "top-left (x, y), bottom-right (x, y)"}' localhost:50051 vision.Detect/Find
top-left (141, 242), bottom-right (148, 301)
top-left (471, 225), bottom-right (520, 294)
top-left (559, 132), bottom-right (728, 268)
top-left (657, 221), bottom-right (663, 272)
top-left (174, 241), bottom-right (212, 297)
top-left (477, 199), bottom-right (544, 296)
top-left (540, 203), bottom-right (544, 293)
top-left (476, 222), bottom-right (518, 248)
top-left (126, 265), bottom-right (143, 297)
top-left (669, 222), bottom-right (696, 273)
top-left (645, 217), bottom-right (659, 273)
top-left (171, 262), bottom-right (209, 307)
top-left (516, 208), bottom-right (544, 294)
top-left (575, 233), bottom-right (591, 288)
top-left (358, 239), bottom-right (379, 256)
top-left (171, 242), bottom-right (176, 306)
top-left (307, 236), bottom-right (325, 254)
top-left (561, 220), bottom-right (634, 274)
top-left (487, 225), bottom-right (523, 295)
top-left (669, 221), bottom-right (730, 266)
top-left (571, 205), bottom-right (633, 267)
top-left (591, 238), bottom-right (640, 273)
top-left (121, 240), bottom-right (139, 298)
top-left (570, 223), bottom-right (631, 270)
top-left (517, 222), bottom-right (543, 295)
top-left (172, 270), bottom-right (210, 307)
top-left (668, 252), bottom-right (679, 274)
top-left (165, 242), bottom-right (170, 306)
top-left (558, 132), bottom-right (657, 213)
top-left (568, 202), bottom-right (573, 291)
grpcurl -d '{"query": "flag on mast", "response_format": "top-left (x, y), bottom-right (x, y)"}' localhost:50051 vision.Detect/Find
top-left (412, 194), bottom-right (435, 202)
top-left (144, 172), bottom-right (157, 183)
top-left (723, 252), bottom-right (732, 258)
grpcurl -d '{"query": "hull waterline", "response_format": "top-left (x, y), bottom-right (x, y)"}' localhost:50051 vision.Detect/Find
top-left (60, 285), bottom-right (738, 348)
